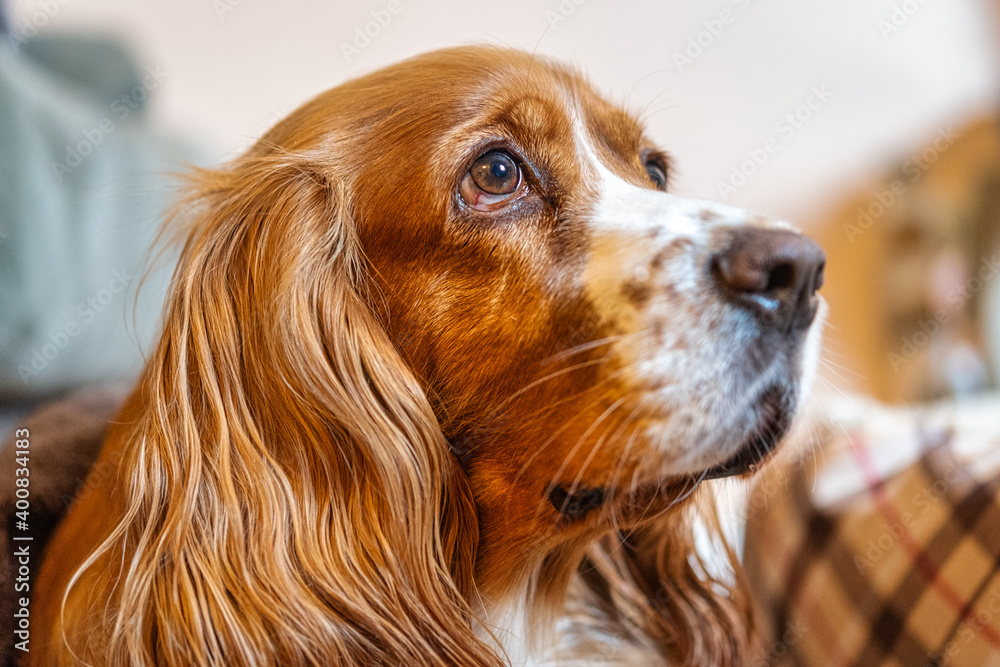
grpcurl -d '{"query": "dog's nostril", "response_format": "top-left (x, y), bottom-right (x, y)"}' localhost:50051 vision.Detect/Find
top-left (766, 262), bottom-right (795, 292)
top-left (712, 228), bottom-right (825, 332)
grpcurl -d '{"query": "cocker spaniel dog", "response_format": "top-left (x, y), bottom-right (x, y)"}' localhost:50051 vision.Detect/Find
top-left (31, 46), bottom-right (825, 666)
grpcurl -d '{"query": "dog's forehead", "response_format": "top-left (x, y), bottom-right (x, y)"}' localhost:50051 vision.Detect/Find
top-left (279, 47), bottom-right (653, 196)
top-left (419, 49), bottom-right (647, 176)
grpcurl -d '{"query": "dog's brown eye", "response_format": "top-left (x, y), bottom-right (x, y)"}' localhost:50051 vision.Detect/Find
top-left (460, 150), bottom-right (526, 211)
top-left (473, 152), bottom-right (518, 194)
top-left (645, 158), bottom-right (667, 191)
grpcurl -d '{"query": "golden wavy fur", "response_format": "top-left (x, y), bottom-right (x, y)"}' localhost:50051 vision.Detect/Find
top-left (33, 46), bottom-right (825, 665)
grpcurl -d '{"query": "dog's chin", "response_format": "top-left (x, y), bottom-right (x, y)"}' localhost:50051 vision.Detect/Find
top-left (702, 384), bottom-right (794, 480)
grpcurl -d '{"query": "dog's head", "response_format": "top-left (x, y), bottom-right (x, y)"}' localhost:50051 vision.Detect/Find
top-left (252, 45), bottom-right (824, 576)
top-left (89, 46), bottom-right (824, 665)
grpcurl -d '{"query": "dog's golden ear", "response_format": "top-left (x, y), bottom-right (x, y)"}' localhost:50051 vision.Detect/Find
top-left (88, 156), bottom-right (499, 666)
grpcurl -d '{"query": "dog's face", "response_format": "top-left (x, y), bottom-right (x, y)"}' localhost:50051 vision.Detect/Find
top-left (267, 46), bottom-right (824, 585)
top-left (31, 47), bottom-right (823, 666)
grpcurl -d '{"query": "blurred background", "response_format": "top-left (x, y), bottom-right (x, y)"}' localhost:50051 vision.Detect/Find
top-left (1, 0), bottom-right (999, 417)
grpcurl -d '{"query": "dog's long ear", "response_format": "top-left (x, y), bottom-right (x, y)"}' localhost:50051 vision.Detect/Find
top-left (581, 501), bottom-right (759, 666)
top-left (85, 155), bottom-right (498, 666)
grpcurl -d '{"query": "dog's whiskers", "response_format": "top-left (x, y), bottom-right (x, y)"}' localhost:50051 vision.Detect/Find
top-left (508, 364), bottom-right (637, 489)
top-left (666, 471), bottom-right (708, 511)
top-left (527, 395), bottom-right (628, 522)
top-left (485, 357), bottom-right (610, 423)
top-left (541, 331), bottom-right (639, 366)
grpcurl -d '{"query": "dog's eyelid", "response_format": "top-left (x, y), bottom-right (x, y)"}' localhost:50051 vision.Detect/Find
top-left (640, 147), bottom-right (667, 164)
top-left (455, 134), bottom-right (546, 179)
top-left (640, 148), bottom-right (671, 192)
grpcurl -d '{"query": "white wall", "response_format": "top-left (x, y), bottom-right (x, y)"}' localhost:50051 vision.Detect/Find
top-left (10, 0), bottom-right (1000, 223)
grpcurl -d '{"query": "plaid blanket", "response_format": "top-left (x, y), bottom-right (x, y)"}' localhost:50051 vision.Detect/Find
top-left (744, 394), bottom-right (1000, 666)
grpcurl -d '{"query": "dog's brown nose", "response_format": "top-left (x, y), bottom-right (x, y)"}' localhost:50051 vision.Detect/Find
top-left (712, 228), bottom-right (825, 332)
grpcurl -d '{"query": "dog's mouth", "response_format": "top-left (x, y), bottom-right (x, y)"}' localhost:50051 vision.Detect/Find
top-left (703, 385), bottom-right (793, 480)
top-left (544, 386), bottom-right (794, 521)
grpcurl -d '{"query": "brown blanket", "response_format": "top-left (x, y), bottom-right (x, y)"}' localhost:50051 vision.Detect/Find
top-left (745, 394), bottom-right (1000, 666)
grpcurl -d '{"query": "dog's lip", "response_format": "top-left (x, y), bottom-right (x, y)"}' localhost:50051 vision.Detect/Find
top-left (702, 385), bottom-right (792, 480)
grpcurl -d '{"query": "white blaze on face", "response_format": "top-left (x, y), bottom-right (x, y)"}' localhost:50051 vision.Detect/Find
top-left (584, 180), bottom-right (704, 327)
top-left (571, 114), bottom-right (821, 476)
top-left (571, 116), bottom-right (747, 334)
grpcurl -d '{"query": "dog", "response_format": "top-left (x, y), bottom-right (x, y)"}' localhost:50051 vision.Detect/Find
top-left (30, 46), bottom-right (825, 666)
